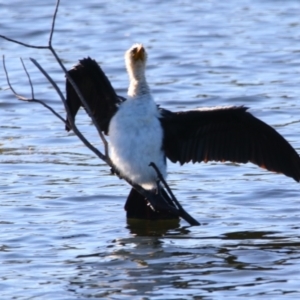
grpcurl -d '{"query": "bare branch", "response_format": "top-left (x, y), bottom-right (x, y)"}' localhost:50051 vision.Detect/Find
top-left (3, 55), bottom-right (66, 123)
top-left (49, 48), bottom-right (111, 162)
top-left (0, 1), bottom-right (110, 164)
top-left (20, 58), bottom-right (34, 98)
top-left (49, 0), bottom-right (60, 46)
top-left (0, 35), bottom-right (48, 49)
top-left (149, 162), bottom-right (200, 225)
top-left (29, 57), bottom-right (108, 163)
top-left (34, 99), bottom-right (68, 123)
top-left (30, 58), bottom-right (65, 105)
top-left (3, 55), bottom-right (20, 96)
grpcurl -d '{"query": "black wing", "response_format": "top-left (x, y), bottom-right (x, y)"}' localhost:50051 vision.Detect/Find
top-left (65, 57), bottom-right (124, 134)
top-left (161, 106), bottom-right (300, 182)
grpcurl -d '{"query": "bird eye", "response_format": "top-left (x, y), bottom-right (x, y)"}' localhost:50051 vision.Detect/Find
top-left (132, 47), bottom-right (137, 54)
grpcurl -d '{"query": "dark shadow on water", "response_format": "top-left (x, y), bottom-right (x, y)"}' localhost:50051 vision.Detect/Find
top-left (126, 217), bottom-right (182, 236)
top-left (222, 230), bottom-right (280, 240)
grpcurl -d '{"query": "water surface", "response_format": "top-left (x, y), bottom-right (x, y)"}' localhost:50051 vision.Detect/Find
top-left (1, 0), bottom-right (300, 299)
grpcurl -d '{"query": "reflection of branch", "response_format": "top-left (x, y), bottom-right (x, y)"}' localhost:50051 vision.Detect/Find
top-left (0, 0), bottom-right (200, 226)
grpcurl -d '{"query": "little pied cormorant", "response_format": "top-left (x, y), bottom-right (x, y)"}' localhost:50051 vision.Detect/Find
top-left (65, 44), bottom-right (300, 219)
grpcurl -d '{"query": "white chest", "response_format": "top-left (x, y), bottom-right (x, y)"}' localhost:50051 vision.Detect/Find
top-left (108, 96), bottom-right (166, 190)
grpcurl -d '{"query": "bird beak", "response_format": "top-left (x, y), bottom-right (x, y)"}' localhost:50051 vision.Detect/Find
top-left (133, 45), bottom-right (145, 61)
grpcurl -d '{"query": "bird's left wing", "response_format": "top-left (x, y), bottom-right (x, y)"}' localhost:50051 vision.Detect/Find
top-left (65, 57), bottom-right (124, 134)
top-left (160, 106), bottom-right (300, 182)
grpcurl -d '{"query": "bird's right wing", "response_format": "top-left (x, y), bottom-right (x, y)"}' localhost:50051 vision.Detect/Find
top-left (65, 57), bottom-right (124, 134)
top-left (160, 106), bottom-right (300, 182)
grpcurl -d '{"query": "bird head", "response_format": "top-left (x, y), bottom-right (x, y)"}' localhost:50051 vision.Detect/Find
top-left (125, 43), bottom-right (147, 81)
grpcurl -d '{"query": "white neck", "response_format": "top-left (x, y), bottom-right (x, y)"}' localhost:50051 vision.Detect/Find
top-left (126, 58), bottom-right (150, 97)
top-left (128, 78), bottom-right (150, 97)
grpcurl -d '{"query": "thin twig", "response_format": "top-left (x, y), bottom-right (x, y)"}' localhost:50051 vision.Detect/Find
top-left (3, 55), bottom-right (19, 96)
top-left (3, 55), bottom-right (66, 123)
top-left (149, 162), bottom-right (183, 211)
top-left (20, 58), bottom-right (34, 98)
top-left (30, 58), bottom-right (65, 106)
top-left (49, 0), bottom-right (60, 46)
top-left (149, 162), bottom-right (200, 225)
top-left (0, 35), bottom-right (48, 49)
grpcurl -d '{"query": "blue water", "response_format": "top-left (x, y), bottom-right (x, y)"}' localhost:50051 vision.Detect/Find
top-left (1, 0), bottom-right (300, 299)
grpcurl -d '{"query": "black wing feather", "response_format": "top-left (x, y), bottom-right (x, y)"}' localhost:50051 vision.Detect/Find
top-left (65, 57), bottom-right (123, 134)
top-left (161, 106), bottom-right (300, 182)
